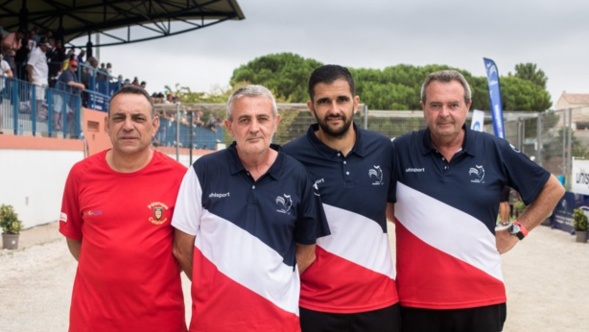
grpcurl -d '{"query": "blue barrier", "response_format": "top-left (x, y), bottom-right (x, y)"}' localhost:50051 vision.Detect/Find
top-left (155, 116), bottom-right (223, 149)
top-left (0, 76), bottom-right (81, 138)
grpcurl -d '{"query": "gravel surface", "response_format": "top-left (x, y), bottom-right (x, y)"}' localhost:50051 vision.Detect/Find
top-left (1, 223), bottom-right (587, 331)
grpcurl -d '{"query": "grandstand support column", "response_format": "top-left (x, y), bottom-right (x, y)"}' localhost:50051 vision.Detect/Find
top-left (86, 35), bottom-right (93, 58)
top-left (19, 1), bottom-right (28, 33)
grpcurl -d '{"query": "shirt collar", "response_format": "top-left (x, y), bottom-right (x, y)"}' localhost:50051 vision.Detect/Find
top-left (420, 125), bottom-right (476, 157)
top-left (305, 122), bottom-right (365, 158)
top-left (227, 142), bottom-right (284, 180)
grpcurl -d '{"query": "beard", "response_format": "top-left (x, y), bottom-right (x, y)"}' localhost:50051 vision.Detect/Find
top-left (316, 113), bottom-right (353, 138)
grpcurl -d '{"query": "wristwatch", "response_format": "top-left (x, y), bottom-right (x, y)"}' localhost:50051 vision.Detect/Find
top-left (508, 221), bottom-right (528, 240)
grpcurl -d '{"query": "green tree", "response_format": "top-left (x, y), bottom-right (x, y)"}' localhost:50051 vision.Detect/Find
top-left (500, 76), bottom-right (551, 112)
top-left (512, 63), bottom-right (548, 89)
top-left (230, 53), bottom-right (323, 102)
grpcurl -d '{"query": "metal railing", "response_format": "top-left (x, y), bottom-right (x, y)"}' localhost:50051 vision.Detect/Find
top-left (0, 76), bottom-right (82, 138)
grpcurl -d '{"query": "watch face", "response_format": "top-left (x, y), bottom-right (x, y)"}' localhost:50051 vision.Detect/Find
top-left (509, 224), bottom-right (521, 234)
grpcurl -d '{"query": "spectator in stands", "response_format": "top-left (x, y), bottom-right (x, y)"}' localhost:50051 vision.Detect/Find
top-left (193, 110), bottom-right (204, 127)
top-left (55, 59), bottom-right (84, 135)
top-left (48, 39), bottom-right (66, 87)
top-left (96, 62), bottom-right (108, 93)
top-left (13, 33), bottom-right (31, 80)
top-left (0, 18), bottom-right (8, 40)
top-left (26, 37), bottom-right (51, 118)
top-left (132, 77), bottom-right (140, 87)
top-left (77, 50), bottom-right (86, 64)
top-left (81, 56), bottom-right (98, 107)
top-left (106, 62), bottom-right (112, 75)
top-left (2, 29), bottom-right (23, 73)
top-left (140, 81), bottom-right (146, 90)
top-left (29, 27), bottom-right (41, 44)
top-left (0, 54), bottom-right (13, 134)
top-left (62, 48), bottom-right (75, 71)
top-left (205, 113), bottom-right (221, 133)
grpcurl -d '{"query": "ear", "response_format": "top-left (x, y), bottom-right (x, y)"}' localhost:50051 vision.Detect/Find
top-left (224, 119), bottom-right (233, 136)
top-left (151, 115), bottom-right (160, 137)
top-left (353, 95), bottom-right (360, 114)
top-left (274, 113), bottom-right (281, 128)
top-left (104, 115), bottom-right (110, 134)
top-left (307, 100), bottom-right (316, 118)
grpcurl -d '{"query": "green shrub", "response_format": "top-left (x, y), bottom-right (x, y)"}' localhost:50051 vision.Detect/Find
top-left (0, 204), bottom-right (23, 234)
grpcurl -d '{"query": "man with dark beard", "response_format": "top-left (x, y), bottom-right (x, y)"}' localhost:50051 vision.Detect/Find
top-left (282, 65), bottom-right (400, 331)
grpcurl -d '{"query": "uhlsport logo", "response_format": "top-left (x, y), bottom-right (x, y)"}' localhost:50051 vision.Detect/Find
top-left (276, 194), bottom-right (293, 214)
top-left (469, 165), bottom-right (486, 183)
top-left (369, 165), bottom-right (384, 185)
top-left (148, 201), bottom-right (169, 225)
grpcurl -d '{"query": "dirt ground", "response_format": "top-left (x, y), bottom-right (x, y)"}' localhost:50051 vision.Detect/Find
top-left (1, 222), bottom-right (587, 331)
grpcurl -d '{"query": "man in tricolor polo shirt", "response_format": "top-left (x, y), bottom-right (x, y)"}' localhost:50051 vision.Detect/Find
top-left (172, 84), bottom-right (329, 332)
top-left (283, 65), bottom-right (400, 331)
top-left (391, 70), bottom-right (565, 331)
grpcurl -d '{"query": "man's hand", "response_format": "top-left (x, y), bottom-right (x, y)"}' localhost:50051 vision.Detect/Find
top-left (496, 228), bottom-right (519, 254)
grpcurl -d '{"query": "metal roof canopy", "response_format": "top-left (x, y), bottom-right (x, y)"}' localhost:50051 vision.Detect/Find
top-left (0, 0), bottom-right (244, 48)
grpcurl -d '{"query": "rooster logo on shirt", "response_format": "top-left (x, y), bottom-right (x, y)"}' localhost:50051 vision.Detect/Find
top-left (276, 194), bottom-right (293, 214)
top-left (469, 165), bottom-right (486, 183)
top-left (369, 165), bottom-right (384, 185)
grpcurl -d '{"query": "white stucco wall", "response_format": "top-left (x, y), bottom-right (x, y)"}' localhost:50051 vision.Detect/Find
top-left (0, 149), bottom-right (85, 229)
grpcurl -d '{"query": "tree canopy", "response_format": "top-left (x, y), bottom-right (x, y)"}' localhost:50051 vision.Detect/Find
top-left (227, 53), bottom-right (552, 112)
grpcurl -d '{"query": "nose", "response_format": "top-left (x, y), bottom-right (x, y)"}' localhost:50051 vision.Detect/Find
top-left (439, 105), bottom-right (451, 117)
top-left (249, 118), bottom-right (260, 132)
top-left (122, 116), bottom-right (134, 130)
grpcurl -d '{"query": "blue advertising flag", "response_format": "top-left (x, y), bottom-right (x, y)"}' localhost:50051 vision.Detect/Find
top-left (483, 58), bottom-right (506, 139)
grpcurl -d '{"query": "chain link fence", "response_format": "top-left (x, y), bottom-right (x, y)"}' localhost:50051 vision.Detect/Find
top-left (155, 102), bottom-right (589, 189)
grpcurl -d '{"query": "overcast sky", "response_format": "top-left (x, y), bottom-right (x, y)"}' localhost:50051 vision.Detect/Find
top-left (76, 0), bottom-right (589, 108)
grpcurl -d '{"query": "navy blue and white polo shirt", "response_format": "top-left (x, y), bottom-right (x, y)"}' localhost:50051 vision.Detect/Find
top-left (392, 126), bottom-right (550, 309)
top-left (172, 142), bottom-right (329, 330)
top-left (282, 123), bottom-right (399, 313)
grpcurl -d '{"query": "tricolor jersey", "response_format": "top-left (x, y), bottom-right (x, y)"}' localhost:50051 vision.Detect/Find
top-left (283, 124), bottom-right (399, 313)
top-left (59, 150), bottom-right (187, 332)
top-left (172, 143), bottom-right (329, 332)
top-left (392, 127), bottom-right (550, 309)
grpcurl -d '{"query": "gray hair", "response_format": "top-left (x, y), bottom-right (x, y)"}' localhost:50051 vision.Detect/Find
top-left (420, 70), bottom-right (472, 104)
top-left (226, 85), bottom-right (277, 121)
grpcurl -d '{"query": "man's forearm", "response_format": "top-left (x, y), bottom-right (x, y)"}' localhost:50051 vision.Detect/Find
top-left (296, 243), bottom-right (316, 275)
top-left (173, 229), bottom-right (195, 280)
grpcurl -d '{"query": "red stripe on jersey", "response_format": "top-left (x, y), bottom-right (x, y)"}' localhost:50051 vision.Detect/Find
top-left (189, 249), bottom-right (301, 332)
top-left (300, 246), bottom-right (398, 313)
top-left (395, 221), bottom-right (506, 309)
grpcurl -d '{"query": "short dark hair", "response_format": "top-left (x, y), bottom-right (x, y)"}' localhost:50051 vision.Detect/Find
top-left (308, 65), bottom-right (355, 101)
top-left (109, 85), bottom-right (154, 116)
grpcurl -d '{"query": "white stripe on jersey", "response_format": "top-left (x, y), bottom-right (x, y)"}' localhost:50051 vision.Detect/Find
top-left (196, 214), bottom-right (300, 315)
top-left (319, 203), bottom-right (395, 279)
top-left (395, 182), bottom-right (503, 281)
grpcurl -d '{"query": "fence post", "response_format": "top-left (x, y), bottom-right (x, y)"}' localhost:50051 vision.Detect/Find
top-left (536, 113), bottom-right (543, 165)
top-left (566, 108), bottom-right (573, 190)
